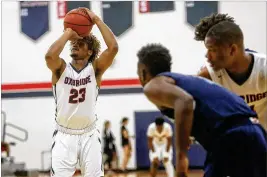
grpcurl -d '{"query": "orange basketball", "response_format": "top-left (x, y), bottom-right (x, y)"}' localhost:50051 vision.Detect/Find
top-left (64, 8), bottom-right (94, 37)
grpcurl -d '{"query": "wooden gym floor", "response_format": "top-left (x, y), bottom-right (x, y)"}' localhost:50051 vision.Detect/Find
top-left (37, 170), bottom-right (203, 177)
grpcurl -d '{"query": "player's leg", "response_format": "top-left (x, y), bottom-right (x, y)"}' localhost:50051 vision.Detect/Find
top-left (205, 121), bottom-right (267, 177)
top-left (149, 146), bottom-right (160, 177)
top-left (222, 123), bottom-right (267, 177)
top-left (242, 124), bottom-right (267, 177)
top-left (51, 130), bottom-right (78, 177)
top-left (121, 144), bottom-right (131, 171)
top-left (205, 126), bottom-right (251, 177)
top-left (107, 150), bottom-right (113, 170)
top-left (162, 146), bottom-right (174, 177)
top-left (79, 129), bottom-right (104, 177)
top-left (103, 151), bottom-right (111, 170)
top-left (111, 149), bottom-right (118, 170)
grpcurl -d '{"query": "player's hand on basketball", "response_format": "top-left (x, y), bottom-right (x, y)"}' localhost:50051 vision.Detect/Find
top-left (79, 8), bottom-right (99, 24)
top-left (176, 155), bottom-right (189, 177)
top-left (64, 28), bottom-right (82, 41)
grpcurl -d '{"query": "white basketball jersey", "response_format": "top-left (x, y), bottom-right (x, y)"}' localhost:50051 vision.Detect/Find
top-left (147, 122), bottom-right (173, 145)
top-left (53, 62), bottom-right (99, 130)
top-left (206, 52), bottom-right (267, 130)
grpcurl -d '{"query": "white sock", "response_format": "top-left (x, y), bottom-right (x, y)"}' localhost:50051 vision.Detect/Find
top-left (164, 160), bottom-right (174, 177)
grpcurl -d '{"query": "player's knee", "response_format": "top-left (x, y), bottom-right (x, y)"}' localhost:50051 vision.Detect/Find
top-left (127, 151), bottom-right (131, 157)
top-left (152, 162), bottom-right (159, 168)
top-left (152, 158), bottom-right (159, 167)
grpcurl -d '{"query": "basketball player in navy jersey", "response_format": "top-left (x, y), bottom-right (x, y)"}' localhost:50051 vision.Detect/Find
top-left (136, 43), bottom-right (267, 177)
top-left (45, 8), bottom-right (118, 177)
top-left (195, 13), bottom-right (267, 130)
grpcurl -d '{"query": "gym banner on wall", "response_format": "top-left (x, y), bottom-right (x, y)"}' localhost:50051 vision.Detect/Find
top-left (102, 1), bottom-right (133, 37)
top-left (20, 1), bottom-right (49, 41)
top-left (139, 1), bottom-right (174, 13)
top-left (57, 1), bottom-right (91, 19)
top-left (185, 1), bottom-right (218, 27)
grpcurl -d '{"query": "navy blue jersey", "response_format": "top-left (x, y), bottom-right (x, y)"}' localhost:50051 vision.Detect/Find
top-left (245, 48), bottom-right (257, 53)
top-left (157, 72), bottom-right (257, 150)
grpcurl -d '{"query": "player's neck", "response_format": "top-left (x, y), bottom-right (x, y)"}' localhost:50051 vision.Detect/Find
top-left (226, 53), bottom-right (251, 75)
top-left (71, 60), bottom-right (88, 70)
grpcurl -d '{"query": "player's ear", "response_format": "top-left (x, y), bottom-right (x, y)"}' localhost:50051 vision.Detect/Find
top-left (230, 44), bottom-right (238, 56)
top-left (88, 50), bottom-right (92, 56)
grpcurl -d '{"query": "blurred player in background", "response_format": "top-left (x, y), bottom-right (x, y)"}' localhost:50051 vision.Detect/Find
top-left (45, 8), bottom-right (118, 177)
top-left (103, 120), bottom-right (118, 172)
top-left (120, 117), bottom-right (132, 172)
top-left (147, 117), bottom-right (174, 177)
top-left (195, 13), bottom-right (267, 130)
top-left (136, 43), bottom-right (267, 177)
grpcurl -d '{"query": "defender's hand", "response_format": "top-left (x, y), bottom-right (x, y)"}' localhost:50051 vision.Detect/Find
top-left (64, 28), bottom-right (82, 41)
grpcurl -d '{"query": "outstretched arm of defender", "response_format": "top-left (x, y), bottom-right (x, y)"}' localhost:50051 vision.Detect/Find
top-left (143, 76), bottom-right (194, 175)
top-left (85, 9), bottom-right (118, 76)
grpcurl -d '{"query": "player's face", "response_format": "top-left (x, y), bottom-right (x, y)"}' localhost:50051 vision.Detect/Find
top-left (204, 37), bottom-right (233, 71)
top-left (106, 122), bottom-right (110, 129)
top-left (156, 125), bottom-right (163, 133)
top-left (70, 40), bottom-right (91, 60)
top-left (124, 120), bottom-right (128, 125)
top-left (137, 62), bottom-right (150, 86)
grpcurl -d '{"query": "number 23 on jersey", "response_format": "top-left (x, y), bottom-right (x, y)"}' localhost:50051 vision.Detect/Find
top-left (69, 88), bottom-right (86, 104)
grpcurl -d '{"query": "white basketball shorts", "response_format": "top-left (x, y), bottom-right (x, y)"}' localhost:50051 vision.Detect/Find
top-left (51, 127), bottom-right (104, 177)
top-left (149, 143), bottom-right (173, 162)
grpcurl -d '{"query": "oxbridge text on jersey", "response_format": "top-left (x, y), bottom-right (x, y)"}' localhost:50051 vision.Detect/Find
top-left (64, 75), bottom-right (91, 87)
top-left (240, 91), bottom-right (267, 104)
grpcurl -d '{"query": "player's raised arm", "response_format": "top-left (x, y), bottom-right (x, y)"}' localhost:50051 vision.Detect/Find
top-left (84, 9), bottom-right (118, 77)
top-left (143, 76), bottom-right (194, 176)
top-left (45, 29), bottom-right (82, 72)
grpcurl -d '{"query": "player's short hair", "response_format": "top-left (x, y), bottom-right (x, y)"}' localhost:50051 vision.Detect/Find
top-left (194, 13), bottom-right (235, 41)
top-left (206, 21), bottom-right (244, 46)
top-left (71, 34), bottom-right (101, 63)
top-left (137, 43), bottom-right (172, 77)
top-left (155, 117), bottom-right (164, 126)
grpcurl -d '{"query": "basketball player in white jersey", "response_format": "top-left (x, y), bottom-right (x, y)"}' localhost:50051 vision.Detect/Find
top-left (147, 117), bottom-right (174, 177)
top-left (195, 13), bottom-right (267, 130)
top-left (45, 8), bottom-right (118, 177)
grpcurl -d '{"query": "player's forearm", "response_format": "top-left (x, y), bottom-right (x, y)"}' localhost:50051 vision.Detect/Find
top-left (174, 99), bottom-right (194, 158)
top-left (148, 138), bottom-right (155, 152)
top-left (166, 138), bottom-right (171, 152)
top-left (94, 17), bottom-right (118, 50)
top-left (46, 31), bottom-right (71, 58)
